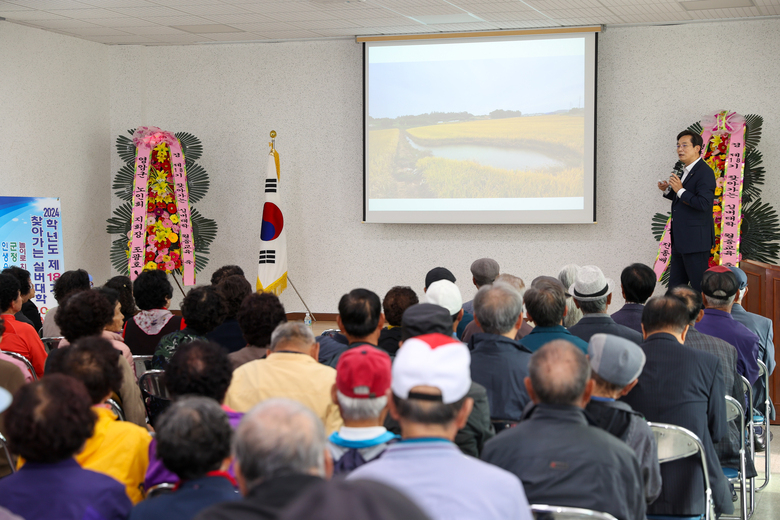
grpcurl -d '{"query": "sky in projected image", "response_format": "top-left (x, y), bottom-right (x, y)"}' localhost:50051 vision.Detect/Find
top-left (368, 38), bottom-right (585, 119)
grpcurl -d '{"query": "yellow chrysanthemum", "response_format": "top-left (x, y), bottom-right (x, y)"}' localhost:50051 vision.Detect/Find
top-left (170, 215), bottom-right (179, 224)
top-left (144, 261), bottom-right (158, 270)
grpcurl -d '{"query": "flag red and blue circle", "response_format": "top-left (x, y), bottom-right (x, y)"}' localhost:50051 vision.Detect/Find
top-left (261, 202), bottom-right (284, 241)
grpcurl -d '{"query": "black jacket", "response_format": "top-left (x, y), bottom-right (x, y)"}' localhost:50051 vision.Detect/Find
top-left (482, 404), bottom-right (646, 520)
top-left (621, 333), bottom-right (732, 516)
top-left (663, 158), bottom-right (716, 254)
top-left (468, 333), bottom-right (532, 421)
top-left (568, 314), bottom-right (644, 345)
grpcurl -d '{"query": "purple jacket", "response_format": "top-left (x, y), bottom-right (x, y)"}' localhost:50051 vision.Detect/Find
top-left (696, 308), bottom-right (760, 385)
top-left (144, 406), bottom-right (243, 490)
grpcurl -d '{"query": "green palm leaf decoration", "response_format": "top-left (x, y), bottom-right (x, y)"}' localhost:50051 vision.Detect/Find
top-left (741, 199), bottom-right (780, 264)
top-left (652, 212), bottom-right (670, 242)
top-left (687, 121), bottom-right (703, 135)
top-left (107, 129), bottom-right (218, 279)
top-left (185, 160), bottom-right (210, 203)
top-left (744, 114), bottom-right (763, 151)
top-left (742, 149), bottom-right (764, 205)
top-left (176, 132), bottom-right (203, 162)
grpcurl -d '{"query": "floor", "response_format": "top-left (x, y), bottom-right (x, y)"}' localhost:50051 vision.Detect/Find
top-left (310, 321), bottom-right (780, 518)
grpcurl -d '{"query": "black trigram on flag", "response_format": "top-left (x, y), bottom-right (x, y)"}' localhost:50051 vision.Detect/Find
top-left (265, 178), bottom-right (277, 193)
top-left (259, 250), bottom-right (276, 264)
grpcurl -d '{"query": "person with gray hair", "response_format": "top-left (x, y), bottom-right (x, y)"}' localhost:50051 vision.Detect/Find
top-left (461, 258), bottom-right (500, 315)
top-left (558, 264), bottom-right (583, 328)
top-left (461, 273), bottom-right (533, 343)
top-left (130, 397), bottom-right (239, 520)
top-left (195, 398), bottom-right (331, 520)
top-left (481, 340), bottom-right (646, 520)
top-left (224, 322), bottom-right (343, 435)
top-left (469, 282), bottom-right (532, 429)
top-left (519, 278), bottom-right (588, 354)
top-left (567, 265), bottom-right (643, 345)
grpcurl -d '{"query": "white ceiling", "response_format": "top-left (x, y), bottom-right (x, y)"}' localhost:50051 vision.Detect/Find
top-left (0, 0), bottom-right (777, 45)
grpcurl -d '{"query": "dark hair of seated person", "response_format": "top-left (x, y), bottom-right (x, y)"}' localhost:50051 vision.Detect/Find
top-left (641, 296), bottom-right (690, 335)
top-left (164, 340), bottom-right (233, 403)
top-left (216, 274), bottom-right (252, 320)
top-left (211, 265), bottom-right (245, 286)
top-left (382, 286), bottom-right (418, 327)
top-left (338, 288), bottom-right (382, 338)
top-left (236, 292), bottom-right (287, 348)
top-left (156, 396), bottom-right (232, 480)
top-left (55, 289), bottom-right (114, 343)
top-left (52, 269), bottom-right (91, 304)
top-left (6, 374), bottom-right (96, 463)
top-left (1, 266), bottom-right (32, 297)
top-left (0, 274), bottom-right (20, 312)
top-left (133, 270), bottom-right (174, 311)
top-left (47, 336), bottom-right (123, 405)
top-left (620, 263), bottom-right (657, 305)
top-left (104, 275), bottom-right (137, 320)
top-left (181, 286), bottom-right (227, 335)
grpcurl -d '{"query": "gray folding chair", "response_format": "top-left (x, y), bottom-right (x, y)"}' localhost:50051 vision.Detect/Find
top-left (146, 482), bottom-right (176, 498)
top-left (0, 432), bottom-right (15, 474)
top-left (40, 336), bottom-right (64, 352)
top-left (739, 376), bottom-right (756, 513)
top-left (754, 360), bottom-right (771, 491)
top-left (649, 422), bottom-right (713, 520)
top-left (721, 395), bottom-right (748, 520)
top-left (139, 370), bottom-right (171, 426)
top-left (133, 355), bottom-right (153, 379)
top-left (0, 351), bottom-right (37, 381)
top-left (531, 504), bottom-right (618, 520)
top-left (106, 398), bottom-right (125, 421)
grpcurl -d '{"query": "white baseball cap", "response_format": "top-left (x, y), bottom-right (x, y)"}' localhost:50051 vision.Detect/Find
top-left (392, 333), bottom-right (471, 404)
top-left (425, 279), bottom-right (463, 316)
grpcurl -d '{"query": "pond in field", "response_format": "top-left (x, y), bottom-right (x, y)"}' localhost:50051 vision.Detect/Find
top-left (406, 136), bottom-right (563, 171)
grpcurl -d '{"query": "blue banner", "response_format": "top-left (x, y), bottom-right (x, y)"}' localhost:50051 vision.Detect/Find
top-left (0, 197), bottom-right (64, 319)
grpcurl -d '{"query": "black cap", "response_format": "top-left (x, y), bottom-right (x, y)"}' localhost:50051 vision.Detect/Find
top-left (701, 267), bottom-right (738, 299)
top-left (401, 303), bottom-right (453, 341)
top-left (425, 267), bottom-right (456, 289)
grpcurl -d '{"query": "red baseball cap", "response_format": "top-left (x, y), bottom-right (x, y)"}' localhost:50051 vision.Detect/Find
top-left (336, 346), bottom-right (391, 399)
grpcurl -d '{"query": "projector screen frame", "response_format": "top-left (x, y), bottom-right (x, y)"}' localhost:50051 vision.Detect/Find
top-left (362, 30), bottom-right (599, 225)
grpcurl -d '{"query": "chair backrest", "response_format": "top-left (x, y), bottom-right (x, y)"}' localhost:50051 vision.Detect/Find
top-left (0, 351), bottom-right (37, 381)
top-left (139, 370), bottom-right (170, 400)
top-left (133, 355), bottom-right (153, 378)
top-left (757, 360), bottom-right (766, 378)
top-left (724, 395), bottom-right (744, 426)
top-left (531, 504), bottom-right (618, 520)
top-left (146, 482), bottom-right (176, 499)
top-left (106, 398), bottom-right (125, 421)
top-left (40, 337), bottom-right (64, 352)
top-left (0, 432), bottom-right (15, 474)
top-left (648, 422), bottom-right (712, 520)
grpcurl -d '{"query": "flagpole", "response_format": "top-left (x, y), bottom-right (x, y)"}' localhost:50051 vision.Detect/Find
top-left (287, 276), bottom-right (316, 322)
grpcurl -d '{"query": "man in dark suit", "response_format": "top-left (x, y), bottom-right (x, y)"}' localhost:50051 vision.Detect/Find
top-left (622, 296), bottom-right (732, 517)
top-left (567, 265), bottom-right (643, 345)
top-left (611, 263), bottom-right (656, 334)
top-left (658, 130), bottom-right (716, 292)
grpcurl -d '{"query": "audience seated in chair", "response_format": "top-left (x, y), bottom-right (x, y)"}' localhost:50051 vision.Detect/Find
top-left (621, 296), bottom-right (733, 517)
top-left (0, 316), bottom-right (34, 383)
top-left (567, 266), bottom-right (644, 345)
top-left (585, 333), bottom-right (662, 504)
top-left (195, 398), bottom-right (331, 520)
top-left (225, 322), bottom-right (343, 435)
top-left (1, 266), bottom-right (41, 332)
top-left (210, 264), bottom-right (245, 286)
top-left (383, 303), bottom-right (494, 457)
top-left (123, 270), bottom-right (184, 356)
top-left (461, 273), bottom-right (532, 343)
top-left (558, 264), bottom-right (584, 328)
top-left (146, 340), bottom-right (243, 490)
top-left (468, 281), bottom-right (532, 426)
top-left (152, 285), bottom-right (226, 369)
top-left (695, 266), bottom-right (760, 386)
top-left (377, 286), bottom-right (418, 358)
top-left (481, 340), bottom-right (646, 520)
top-left (610, 263), bottom-right (656, 334)
top-left (41, 269), bottom-right (91, 338)
top-left (47, 337), bottom-right (152, 504)
top-left (328, 345), bottom-right (398, 474)
top-left (423, 267), bottom-right (472, 340)
top-left (519, 278), bottom-right (588, 353)
top-left (0, 375), bottom-right (132, 520)
top-left (323, 289), bottom-right (384, 368)
top-left (50, 289), bottom-right (146, 427)
top-left (0, 318), bottom-right (27, 478)
top-left (348, 333), bottom-right (531, 520)
top-left (104, 275), bottom-right (137, 325)
top-left (0, 273), bottom-right (47, 378)
top-left (130, 397), bottom-right (239, 520)
top-left (461, 258), bottom-right (500, 315)
top-left (208, 274), bottom-right (252, 353)
top-left (425, 280), bottom-right (464, 338)
top-left (230, 292), bottom-right (286, 370)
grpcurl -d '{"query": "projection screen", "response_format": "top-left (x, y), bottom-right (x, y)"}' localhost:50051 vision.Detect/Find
top-left (363, 31), bottom-right (597, 224)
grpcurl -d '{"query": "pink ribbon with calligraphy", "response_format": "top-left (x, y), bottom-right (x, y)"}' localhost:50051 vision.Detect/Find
top-left (128, 126), bottom-right (196, 285)
top-left (652, 218), bottom-right (672, 280)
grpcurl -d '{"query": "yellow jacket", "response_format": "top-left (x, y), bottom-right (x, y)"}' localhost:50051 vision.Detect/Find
top-left (76, 407), bottom-right (151, 504)
top-left (224, 352), bottom-right (343, 435)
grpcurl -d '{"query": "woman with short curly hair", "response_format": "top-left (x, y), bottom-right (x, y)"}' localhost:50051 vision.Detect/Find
top-left (0, 375), bottom-right (133, 519)
top-left (229, 292), bottom-right (287, 370)
top-left (207, 274), bottom-right (253, 353)
top-left (123, 270), bottom-right (184, 356)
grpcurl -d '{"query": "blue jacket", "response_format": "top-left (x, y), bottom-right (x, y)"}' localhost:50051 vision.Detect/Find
top-left (568, 314), bottom-right (644, 346)
top-left (469, 333), bottom-right (532, 421)
top-left (610, 303), bottom-right (644, 334)
top-left (519, 325), bottom-right (589, 354)
top-left (696, 308), bottom-right (760, 385)
top-left (130, 475), bottom-right (239, 520)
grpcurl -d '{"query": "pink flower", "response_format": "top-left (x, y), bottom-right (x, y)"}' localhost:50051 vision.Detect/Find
top-left (158, 248), bottom-right (169, 256)
top-left (155, 254), bottom-right (165, 263)
top-left (146, 216), bottom-right (156, 226)
top-left (165, 261), bottom-right (176, 271)
top-left (162, 219), bottom-right (173, 228)
top-left (162, 211), bottom-right (170, 219)
top-left (172, 225), bottom-right (180, 233)
top-left (716, 177), bottom-right (726, 187)
top-left (147, 235), bottom-right (156, 245)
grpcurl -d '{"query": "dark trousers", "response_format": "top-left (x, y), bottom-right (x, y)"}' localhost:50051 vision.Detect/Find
top-left (669, 250), bottom-right (710, 292)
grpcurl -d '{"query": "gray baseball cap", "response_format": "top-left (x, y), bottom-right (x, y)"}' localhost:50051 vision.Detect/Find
top-left (727, 266), bottom-right (748, 290)
top-left (588, 334), bottom-right (645, 387)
